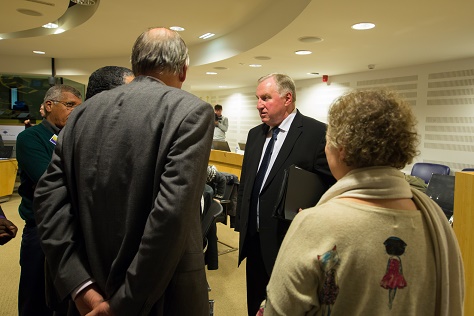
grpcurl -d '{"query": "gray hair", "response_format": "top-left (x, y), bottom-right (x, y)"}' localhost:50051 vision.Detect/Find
top-left (131, 27), bottom-right (189, 76)
top-left (43, 84), bottom-right (82, 102)
top-left (258, 73), bottom-right (297, 103)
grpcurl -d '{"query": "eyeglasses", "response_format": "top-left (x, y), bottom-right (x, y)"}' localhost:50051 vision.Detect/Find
top-left (49, 100), bottom-right (78, 108)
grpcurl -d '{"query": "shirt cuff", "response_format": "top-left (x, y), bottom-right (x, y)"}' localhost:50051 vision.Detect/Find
top-left (71, 279), bottom-right (95, 301)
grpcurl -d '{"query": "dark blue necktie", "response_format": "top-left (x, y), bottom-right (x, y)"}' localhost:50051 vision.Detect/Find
top-left (248, 127), bottom-right (280, 235)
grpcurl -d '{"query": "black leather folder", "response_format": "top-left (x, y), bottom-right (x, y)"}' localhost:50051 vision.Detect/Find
top-left (273, 164), bottom-right (326, 221)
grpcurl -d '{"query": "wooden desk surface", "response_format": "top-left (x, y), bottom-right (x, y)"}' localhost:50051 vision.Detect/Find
top-left (0, 159), bottom-right (18, 198)
top-left (209, 150), bottom-right (243, 179)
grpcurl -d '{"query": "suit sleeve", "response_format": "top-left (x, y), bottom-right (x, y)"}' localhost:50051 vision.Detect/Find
top-left (34, 128), bottom-right (92, 299)
top-left (312, 125), bottom-right (336, 187)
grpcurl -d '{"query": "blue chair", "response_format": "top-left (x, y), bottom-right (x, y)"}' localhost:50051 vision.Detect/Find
top-left (410, 162), bottom-right (450, 184)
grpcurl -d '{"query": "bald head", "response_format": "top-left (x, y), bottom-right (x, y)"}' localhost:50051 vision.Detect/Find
top-left (131, 27), bottom-right (189, 82)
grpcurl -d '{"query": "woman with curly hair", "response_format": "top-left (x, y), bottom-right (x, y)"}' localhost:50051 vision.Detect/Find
top-left (260, 89), bottom-right (464, 316)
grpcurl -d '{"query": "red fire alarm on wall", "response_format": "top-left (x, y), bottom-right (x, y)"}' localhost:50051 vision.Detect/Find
top-left (322, 75), bottom-right (328, 82)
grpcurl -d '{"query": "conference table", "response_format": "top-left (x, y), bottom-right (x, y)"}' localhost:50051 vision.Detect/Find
top-left (209, 150), bottom-right (243, 179)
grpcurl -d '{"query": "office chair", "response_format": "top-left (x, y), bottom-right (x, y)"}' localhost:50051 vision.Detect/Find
top-left (410, 162), bottom-right (450, 184)
top-left (202, 200), bottom-right (223, 252)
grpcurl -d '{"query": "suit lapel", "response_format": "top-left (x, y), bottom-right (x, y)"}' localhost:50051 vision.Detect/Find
top-left (247, 124), bottom-right (270, 183)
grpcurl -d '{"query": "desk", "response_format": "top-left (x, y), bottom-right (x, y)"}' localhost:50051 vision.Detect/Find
top-left (0, 159), bottom-right (18, 200)
top-left (209, 150), bottom-right (243, 179)
top-left (453, 171), bottom-right (474, 315)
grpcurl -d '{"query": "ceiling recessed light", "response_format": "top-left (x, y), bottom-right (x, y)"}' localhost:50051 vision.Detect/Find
top-left (307, 72), bottom-right (319, 75)
top-left (295, 50), bottom-right (312, 55)
top-left (199, 33), bottom-right (215, 39)
top-left (17, 8), bottom-right (42, 16)
top-left (219, 86), bottom-right (228, 88)
top-left (351, 22), bottom-right (375, 30)
top-left (33, 50), bottom-right (46, 54)
top-left (0, 37), bottom-right (3, 40)
top-left (254, 56), bottom-right (271, 60)
top-left (214, 66), bottom-right (228, 70)
top-left (206, 72), bottom-right (217, 75)
top-left (42, 22), bottom-right (58, 29)
top-left (298, 36), bottom-right (323, 43)
top-left (249, 64), bottom-right (262, 68)
top-left (170, 26), bottom-right (185, 31)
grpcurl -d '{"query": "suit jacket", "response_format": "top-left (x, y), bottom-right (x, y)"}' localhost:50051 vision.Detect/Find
top-left (237, 110), bottom-right (336, 274)
top-left (34, 76), bottom-right (214, 316)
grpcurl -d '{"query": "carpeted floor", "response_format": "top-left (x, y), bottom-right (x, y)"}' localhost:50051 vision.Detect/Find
top-left (0, 193), bottom-right (247, 316)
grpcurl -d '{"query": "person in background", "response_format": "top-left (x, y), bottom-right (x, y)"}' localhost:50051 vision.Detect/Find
top-left (15, 84), bottom-right (82, 316)
top-left (0, 205), bottom-right (18, 245)
top-left (85, 66), bottom-right (134, 100)
top-left (213, 104), bottom-right (228, 141)
top-left (261, 89), bottom-right (464, 315)
top-left (236, 73), bottom-right (336, 315)
top-left (34, 27), bottom-right (213, 316)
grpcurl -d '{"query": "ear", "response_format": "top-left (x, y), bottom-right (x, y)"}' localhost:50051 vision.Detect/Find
top-left (179, 65), bottom-right (187, 83)
top-left (284, 92), bottom-right (293, 106)
top-left (43, 100), bottom-right (53, 114)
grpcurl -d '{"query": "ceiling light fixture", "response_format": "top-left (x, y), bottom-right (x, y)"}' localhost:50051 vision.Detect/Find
top-left (249, 64), bottom-right (262, 68)
top-left (206, 72), bottom-right (217, 75)
top-left (307, 72), bottom-right (319, 75)
top-left (69, 0), bottom-right (96, 5)
top-left (298, 36), bottom-right (323, 43)
top-left (33, 50), bottom-right (46, 54)
top-left (199, 33), bottom-right (215, 40)
top-left (295, 50), bottom-right (312, 55)
top-left (16, 8), bottom-right (42, 16)
top-left (42, 22), bottom-right (58, 29)
top-left (351, 22), bottom-right (375, 30)
top-left (170, 26), bottom-right (185, 32)
top-left (254, 56), bottom-right (271, 60)
top-left (54, 28), bottom-right (65, 34)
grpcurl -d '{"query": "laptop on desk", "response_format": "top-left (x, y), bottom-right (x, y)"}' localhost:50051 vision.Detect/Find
top-left (212, 140), bottom-right (231, 152)
top-left (0, 146), bottom-right (14, 160)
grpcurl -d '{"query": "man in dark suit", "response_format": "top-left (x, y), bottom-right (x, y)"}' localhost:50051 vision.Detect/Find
top-left (236, 73), bottom-right (336, 315)
top-left (34, 27), bottom-right (214, 315)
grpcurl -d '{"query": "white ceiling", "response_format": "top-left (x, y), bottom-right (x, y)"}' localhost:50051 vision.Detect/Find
top-left (1, 0), bottom-right (473, 92)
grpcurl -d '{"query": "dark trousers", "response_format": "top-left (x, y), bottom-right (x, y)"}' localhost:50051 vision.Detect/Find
top-left (19, 223), bottom-right (53, 316)
top-left (245, 233), bottom-right (270, 316)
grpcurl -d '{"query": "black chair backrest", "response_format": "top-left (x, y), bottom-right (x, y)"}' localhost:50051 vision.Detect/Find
top-left (202, 200), bottom-right (223, 239)
top-left (411, 162), bottom-right (450, 184)
top-left (426, 174), bottom-right (455, 219)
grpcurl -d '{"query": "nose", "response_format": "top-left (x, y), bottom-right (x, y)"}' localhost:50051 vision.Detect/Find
top-left (257, 98), bottom-right (264, 109)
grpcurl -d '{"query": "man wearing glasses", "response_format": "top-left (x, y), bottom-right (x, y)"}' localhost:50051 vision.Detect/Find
top-left (15, 84), bottom-right (82, 316)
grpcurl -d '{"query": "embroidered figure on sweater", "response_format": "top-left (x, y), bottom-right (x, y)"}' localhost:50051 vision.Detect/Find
top-left (318, 245), bottom-right (340, 316)
top-left (380, 236), bottom-right (408, 309)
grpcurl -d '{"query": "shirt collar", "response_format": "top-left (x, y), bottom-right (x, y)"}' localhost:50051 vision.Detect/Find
top-left (41, 119), bottom-right (60, 135)
top-left (276, 107), bottom-right (297, 133)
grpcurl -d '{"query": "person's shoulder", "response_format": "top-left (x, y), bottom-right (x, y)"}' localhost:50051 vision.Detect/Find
top-left (17, 123), bottom-right (43, 140)
top-left (299, 112), bottom-right (326, 128)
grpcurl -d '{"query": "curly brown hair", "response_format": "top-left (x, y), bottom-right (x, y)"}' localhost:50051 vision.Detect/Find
top-left (327, 89), bottom-right (419, 169)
